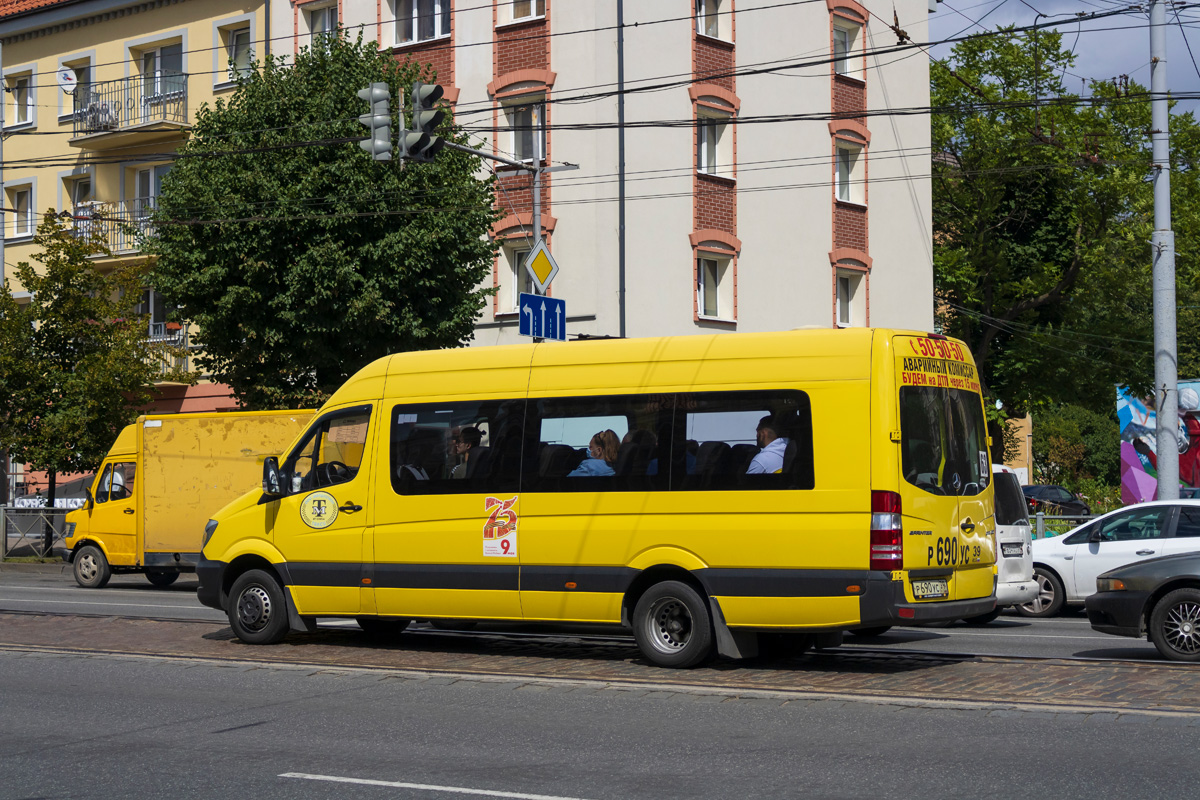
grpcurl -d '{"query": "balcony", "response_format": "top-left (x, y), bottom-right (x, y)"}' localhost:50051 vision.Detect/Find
top-left (69, 72), bottom-right (189, 149)
top-left (72, 201), bottom-right (154, 255)
top-left (146, 321), bottom-right (193, 382)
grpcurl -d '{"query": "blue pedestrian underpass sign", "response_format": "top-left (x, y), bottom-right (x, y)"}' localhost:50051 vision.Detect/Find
top-left (518, 293), bottom-right (566, 341)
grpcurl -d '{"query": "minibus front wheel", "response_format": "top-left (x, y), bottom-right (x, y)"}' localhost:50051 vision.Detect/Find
top-left (632, 580), bottom-right (715, 668)
top-left (228, 569), bottom-right (289, 644)
top-left (73, 545), bottom-right (111, 589)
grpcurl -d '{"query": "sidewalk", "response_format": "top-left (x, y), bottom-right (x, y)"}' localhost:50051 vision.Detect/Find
top-left (0, 561), bottom-right (69, 574)
top-left (3, 612), bottom-right (1199, 716)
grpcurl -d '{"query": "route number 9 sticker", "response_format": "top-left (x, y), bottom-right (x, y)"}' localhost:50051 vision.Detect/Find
top-left (483, 496), bottom-right (518, 558)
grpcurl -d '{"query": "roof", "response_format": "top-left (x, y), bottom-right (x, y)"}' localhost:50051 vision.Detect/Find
top-left (0, 0), bottom-right (73, 19)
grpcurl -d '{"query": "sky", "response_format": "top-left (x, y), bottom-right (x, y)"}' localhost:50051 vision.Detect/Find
top-left (926, 0), bottom-right (1200, 114)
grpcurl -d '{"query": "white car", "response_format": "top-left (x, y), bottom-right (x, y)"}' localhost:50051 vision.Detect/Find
top-left (989, 467), bottom-right (1037, 616)
top-left (1020, 499), bottom-right (1200, 617)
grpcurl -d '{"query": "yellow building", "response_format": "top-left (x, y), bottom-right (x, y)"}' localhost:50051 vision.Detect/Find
top-left (0, 0), bottom-right (268, 416)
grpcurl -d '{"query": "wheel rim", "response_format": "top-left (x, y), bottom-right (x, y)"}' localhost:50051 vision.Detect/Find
top-left (1023, 573), bottom-right (1055, 614)
top-left (236, 585), bottom-right (274, 632)
top-left (1162, 601), bottom-right (1200, 654)
top-left (77, 554), bottom-right (97, 582)
top-left (643, 596), bottom-right (693, 655)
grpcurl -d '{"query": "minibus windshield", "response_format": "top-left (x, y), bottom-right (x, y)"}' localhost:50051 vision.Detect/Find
top-left (899, 387), bottom-right (989, 496)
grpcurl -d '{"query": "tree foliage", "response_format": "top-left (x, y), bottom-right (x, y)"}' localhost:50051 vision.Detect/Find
top-left (932, 31), bottom-right (1200, 413)
top-left (1030, 403), bottom-right (1121, 487)
top-left (0, 214), bottom-right (189, 503)
top-left (147, 32), bottom-right (499, 410)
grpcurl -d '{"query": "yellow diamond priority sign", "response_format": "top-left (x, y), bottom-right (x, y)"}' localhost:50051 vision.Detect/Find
top-left (523, 240), bottom-right (559, 294)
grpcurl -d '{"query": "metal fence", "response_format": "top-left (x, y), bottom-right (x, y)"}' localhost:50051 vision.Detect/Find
top-left (71, 71), bottom-right (188, 137)
top-left (1, 507), bottom-right (72, 560)
top-left (72, 200), bottom-right (153, 254)
top-left (1032, 512), bottom-right (1098, 540)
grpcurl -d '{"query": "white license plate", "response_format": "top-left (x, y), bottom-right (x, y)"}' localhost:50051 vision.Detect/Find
top-left (912, 579), bottom-right (948, 599)
top-left (1002, 543), bottom-right (1024, 557)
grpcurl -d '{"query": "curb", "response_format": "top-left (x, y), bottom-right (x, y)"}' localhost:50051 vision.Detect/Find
top-left (0, 561), bottom-right (70, 574)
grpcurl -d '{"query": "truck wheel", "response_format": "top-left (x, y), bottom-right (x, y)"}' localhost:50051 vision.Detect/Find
top-left (356, 617), bottom-right (411, 637)
top-left (1149, 588), bottom-right (1200, 662)
top-left (73, 545), bottom-right (111, 589)
top-left (146, 570), bottom-right (180, 588)
top-left (227, 569), bottom-right (289, 644)
top-left (632, 580), bottom-right (714, 668)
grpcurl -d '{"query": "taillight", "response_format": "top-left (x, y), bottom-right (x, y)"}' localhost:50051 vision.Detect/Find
top-left (870, 490), bottom-right (903, 571)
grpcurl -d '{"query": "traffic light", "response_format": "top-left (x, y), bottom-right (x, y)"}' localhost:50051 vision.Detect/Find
top-left (356, 82), bottom-right (391, 162)
top-left (407, 81), bottom-right (446, 163)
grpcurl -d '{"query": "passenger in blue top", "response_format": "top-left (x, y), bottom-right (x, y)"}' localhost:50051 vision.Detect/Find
top-left (569, 429), bottom-right (620, 477)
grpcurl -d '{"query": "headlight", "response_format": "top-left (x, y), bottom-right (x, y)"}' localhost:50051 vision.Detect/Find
top-left (64, 522), bottom-right (76, 540)
top-left (202, 519), bottom-right (218, 549)
top-left (1096, 578), bottom-right (1126, 592)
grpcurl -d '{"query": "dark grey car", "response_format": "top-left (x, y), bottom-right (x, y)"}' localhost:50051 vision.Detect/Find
top-left (1022, 484), bottom-right (1091, 516)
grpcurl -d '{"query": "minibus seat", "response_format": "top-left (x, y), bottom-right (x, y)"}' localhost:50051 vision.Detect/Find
top-left (696, 441), bottom-right (732, 482)
top-left (615, 441), bottom-right (654, 476)
top-left (466, 446), bottom-right (492, 479)
top-left (781, 439), bottom-right (798, 472)
top-left (729, 444), bottom-right (759, 475)
top-left (539, 444), bottom-right (577, 477)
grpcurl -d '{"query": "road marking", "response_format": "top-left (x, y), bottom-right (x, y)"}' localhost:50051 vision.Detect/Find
top-left (0, 598), bottom-right (211, 611)
top-left (279, 772), bottom-right (593, 800)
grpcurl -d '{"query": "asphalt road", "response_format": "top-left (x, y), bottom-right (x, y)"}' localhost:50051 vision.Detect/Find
top-left (0, 565), bottom-right (1164, 662)
top-left (1, 646), bottom-right (1196, 800)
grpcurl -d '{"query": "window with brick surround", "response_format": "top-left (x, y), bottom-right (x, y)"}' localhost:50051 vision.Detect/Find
top-left (833, 18), bottom-right (862, 79)
top-left (510, 0), bottom-right (545, 23)
top-left (697, 254), bottom-right (733, 320)
top-left (504, 98), bottom-right (545, 163)
top-left (836, 269), bottom-right (865, 327)
top-left (836, 142), bottom-right (864, 205)
top-left (696, 0), bottom-right (723, 39)
top-left (697, 112), bottom-right (733, 179)
top-left (396, 0), bottom-right (450, 44)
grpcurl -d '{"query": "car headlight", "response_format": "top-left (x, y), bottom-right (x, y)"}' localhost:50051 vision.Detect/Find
top-left (1096, 578), bottom-right (1126, 592)
top-left (202, 519), bottom-right (218, 550)
top-left (64, 522), bottom-right (76, 540)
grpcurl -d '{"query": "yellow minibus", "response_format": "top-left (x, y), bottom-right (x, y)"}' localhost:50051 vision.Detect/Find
top-left (197, 328), bottom-right (996, 667)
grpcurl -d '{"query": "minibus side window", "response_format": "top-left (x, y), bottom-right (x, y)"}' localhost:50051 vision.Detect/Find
top-left (671, 390), bottom-right (815, 491)
top-left (109, 463), bottom-right (136, 501)
top-left (281, 406), bottom-right (372, 493)
top-left (94, 464), bottom-right (114, 503)
top-left (390, 399), bottom-right (523, 495)
top-left (523, 394), bottom-right (672, 493)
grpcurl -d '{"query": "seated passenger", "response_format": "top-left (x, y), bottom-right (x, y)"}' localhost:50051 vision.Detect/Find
top-left (569, 430), bottom-right (620, 477)
top-left (746, 415), bottom-right (790, 474)
top-left (451, 426), bottom-right (483, 479)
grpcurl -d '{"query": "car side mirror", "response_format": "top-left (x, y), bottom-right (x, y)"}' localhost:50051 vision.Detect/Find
top-left (262, 457), bottom-right (283, 498)
top-left (84, 486), bottom-right (94, 510)
top-left (1088, 528), bottom-right (1103, 544)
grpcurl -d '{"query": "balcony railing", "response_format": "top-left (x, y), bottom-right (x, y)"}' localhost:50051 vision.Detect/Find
top-left (72, 71), bottom-right (188, 138)
top-left (72, 201), bottom-right (155, 254)
top-left (146, 321), bottom-right (192, 378)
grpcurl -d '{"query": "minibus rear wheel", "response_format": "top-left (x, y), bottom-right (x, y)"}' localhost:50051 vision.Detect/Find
top-left (228, 569), bottom-right (289, 644)
top-left (73, 545), bottom-right (111, 589)
top-left (357, 616), bottom-right (411, 637)
top-left (146, 570), bottom-right (179, 588)
top-left (632, 580), bottom-right (714, 668)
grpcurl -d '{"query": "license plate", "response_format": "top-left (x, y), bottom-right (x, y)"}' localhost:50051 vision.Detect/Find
top-left (1002, 543), bottom-right (1023, 557)
top-left (912, 579), bottom-right (948, 599)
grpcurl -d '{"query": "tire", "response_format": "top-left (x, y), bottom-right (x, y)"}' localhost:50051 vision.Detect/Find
top-left (632, 580), bottom-right (714, 668)
top-left (847, 626), bottom-right (892, 637)
top-left (429, 620), bottom-right (478, 631)
top-left (1017, 568), bottom-right (1064, 617)
top-left (73, 545), bottom-right (111, 589)
top-left (964, 609), bottom-right (1002, 625)
top-left (227, 569), bottom-right (289, 644)
top-left (1149, 588), bottom-right (1200, 662)
top-left (145, 570), bottom-right (180, 588)
top-left (356, 617), bottom-right (412, 637)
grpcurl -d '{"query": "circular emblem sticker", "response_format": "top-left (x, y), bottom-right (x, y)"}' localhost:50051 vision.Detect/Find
top-left (299, 491), bottom-right (339, 529)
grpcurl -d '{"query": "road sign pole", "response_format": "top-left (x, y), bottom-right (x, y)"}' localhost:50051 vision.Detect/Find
top-left (533, 166), bottom-right (541, 295)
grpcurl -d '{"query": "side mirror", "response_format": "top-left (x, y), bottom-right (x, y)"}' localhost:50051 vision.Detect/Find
top-left (262, 457), bottom-right (283, 497)
top-left (84, 487), bottom-right (94, 510)
top-left (1088, 527), bottom-right (1103, 544)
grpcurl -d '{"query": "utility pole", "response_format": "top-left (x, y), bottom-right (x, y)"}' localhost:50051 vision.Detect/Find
top-left (1150, 0), bottom-right (1180, 500)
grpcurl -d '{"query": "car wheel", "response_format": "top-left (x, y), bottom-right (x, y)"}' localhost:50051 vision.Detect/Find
top-left (846, 626), bottom-right (892, 637)
top-left (145, 570), bottom-right (179, 588)
top-left (1149, 588), bottom-right (1200, 662)
top-left (73, 545), bottom-right (111, 589)
top-left (1017, 568), bottom-right (1064, 617)
top-left (963, 609), bottom-right (1001, 625)
top-left (632, 580), bottom-right (714, 668)
top-left (356, 617), bottom-right (411, 637)
top-left (227, 569), bottom-right (289, 644)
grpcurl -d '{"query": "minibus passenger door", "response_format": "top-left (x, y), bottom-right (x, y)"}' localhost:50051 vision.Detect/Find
top-left (269, 406), bottom-right (376, 617)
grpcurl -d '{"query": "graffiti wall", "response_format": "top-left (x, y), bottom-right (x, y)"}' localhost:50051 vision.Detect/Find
top-left (1118, 380), bottom-right (1200, 504)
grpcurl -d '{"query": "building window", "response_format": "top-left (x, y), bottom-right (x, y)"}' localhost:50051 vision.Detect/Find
top-left (398, 0), bottom-right (451, 43)
top-left (833, 20), bottom-right (862, 79)
top-left (504, 244), bottom-right (535, 312)
top-left (696, 0), bottom-right (721, 38)
top-left (697, 255), bottom-right (733, 320)
top-left (133, 164), bottom-right (172, 225)
top-left (69, 175), bottom-right (92, 206)
top-left (836, 269), bottom-right (865, 327)
top-left (505, 99), bottom-right (545, 163)
top-left (697, 114), bottom-right (730, 177)
top-left (225, 27), bottom-right (252, 77)
top-left (8, 74), bottom-right (33, 127)
top-left (836, 142), bottom-right (863, 204)
top-left (140, 43), bottom-right (185, 101)
top-left (309, 5), bottom-right (339, 47)
top-left (512, 0), bottom-right (545, 22)
top-left (8, 186), bottom-right (34, 238)
top-left (61, 60), bottom-right (91, 119)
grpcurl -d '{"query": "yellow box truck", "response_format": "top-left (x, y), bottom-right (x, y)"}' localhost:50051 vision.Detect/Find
top-left (61, 410), bottom-right (312, 588)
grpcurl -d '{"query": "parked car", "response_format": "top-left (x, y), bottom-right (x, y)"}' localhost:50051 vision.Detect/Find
top-left (1086, 544), bottom-right (1200, 661)
top-left (1021, 484), bottom-right (1091, 516)
top-left (973, 466), bottom-right (1037, 621)
top-left (1182, 486), bottom-right (1200, 500)
top-left (1019, 500), bottom-right (1200, 617)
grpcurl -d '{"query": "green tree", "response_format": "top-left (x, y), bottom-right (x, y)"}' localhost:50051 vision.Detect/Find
top-left (0, 213), bottom-right (190, 538)
top-left (932, 31), bottom-right (1200, 413)
top-left (1030, 404), bottom-right (1121, 487)
top-left (147, 32), bottom-right (499, 409)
